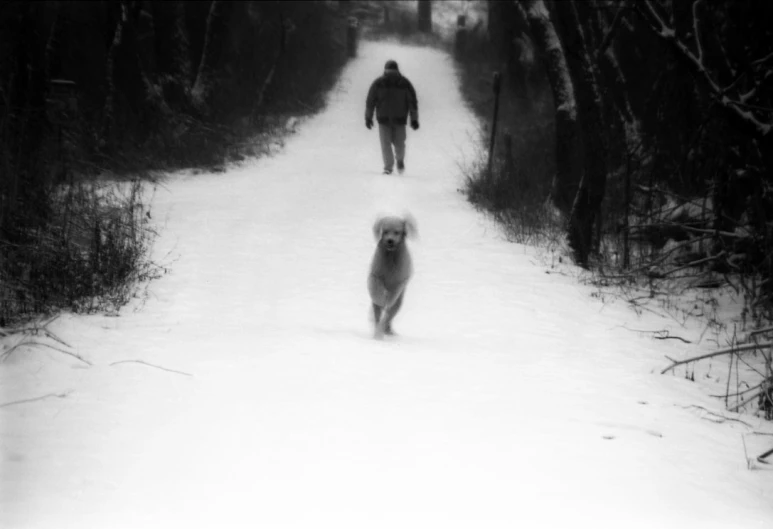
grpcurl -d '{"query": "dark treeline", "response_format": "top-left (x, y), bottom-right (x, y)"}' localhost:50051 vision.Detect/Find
top-left (467, 0), bottom-right (773, 324)
top-left (0, 0), bottom-right (351, 324)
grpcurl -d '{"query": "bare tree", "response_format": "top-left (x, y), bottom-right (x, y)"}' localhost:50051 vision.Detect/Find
top-left (554, 0), bottom-right (609, 266)
top-left (417, 0), bottom-right (432, 33)
top-left (635, 0), bottom-right (773, 141)
top-left (102, 2), bottom-right (127, 144)
top-left (152, 1), bottom-right (194, 110)
top-left (191, 0), bottom-right (234, 114)
top-left (518, 0), bottom-right (582, 216)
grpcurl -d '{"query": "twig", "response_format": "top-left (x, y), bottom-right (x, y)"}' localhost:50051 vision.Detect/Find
top-left (712, 380), bottom-right (759, 399)
top-left (661, 342), bottom-right (771, 374)
top-left (624, 326), bottom-right (693, 343)
top-left (758, 446), bottom-right (773, 463)
top-left (596, 0), bottom-right (628, 58)
top-left (1, 339), bottom-right (92, 366)
top-left (658, 251), bottom-right (726, 277)
top-left (742, 433), bottom-right (750, 467)
top-left (749, 326), bottom-right (773, 337)
top-left (680, 404), bottom-right (753, 427)
top-left (652, 331), bottom-right (692, 343)
top-left (110, 359), bottom-right (193, 377)
top-left (41, 328), bottom-right (72, 349)
top-left (0, 390), bottom-right (72, 408)
top-left (727, 390), bottom-right (765, 412)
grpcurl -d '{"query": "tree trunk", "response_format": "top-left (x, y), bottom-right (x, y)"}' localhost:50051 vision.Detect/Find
top-left (519, 0), bottom-right (582, 216)
top-left (489, 0), bottom-right (528, 97)
top-left (191, 0), bottom-right (233, 115)
top-left (152, 1), bottom-right (193, 111)
top-left (5, 1), bottom-right (49, 236)
top-left (590, 0), bottom-right (640, 156)
top-left (101, 1), bottom-right (126, 146)
top-left (122, 2), bottom-right (170, 129)
top-left (555, 0), bottom-right (609, 267)
top-left (417, 0), bottom-right (432, 33)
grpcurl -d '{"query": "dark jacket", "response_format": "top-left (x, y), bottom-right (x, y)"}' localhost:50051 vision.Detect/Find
top-left (365, 71), bottom-right (419, 126)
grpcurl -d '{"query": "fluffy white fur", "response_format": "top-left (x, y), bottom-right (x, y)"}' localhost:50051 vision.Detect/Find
top-left (367, 214), bottom-right (417, 339)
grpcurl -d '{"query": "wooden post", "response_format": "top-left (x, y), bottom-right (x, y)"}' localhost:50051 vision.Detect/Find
top-left (504, 132), bottom-right (514, 183)
top-left (487, 72), bottom-right (502, 182)
top-left (623, 152), bottom-right (631, 268)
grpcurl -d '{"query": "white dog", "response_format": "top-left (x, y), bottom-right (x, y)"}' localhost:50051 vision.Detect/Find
top-left (367, 214), bottom-right (417, 339)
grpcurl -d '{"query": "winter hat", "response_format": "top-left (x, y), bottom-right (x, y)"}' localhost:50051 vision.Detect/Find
top-left (384, 60), bottom-right (399, 72)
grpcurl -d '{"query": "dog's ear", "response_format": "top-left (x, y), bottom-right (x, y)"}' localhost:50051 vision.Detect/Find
top-left (372, 217), bottom-right (384, 241)
top-left (403, 214), bottom-right (417, 239)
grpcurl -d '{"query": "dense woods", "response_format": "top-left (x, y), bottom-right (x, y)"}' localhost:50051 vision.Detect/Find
top-left (462, 0), bottom-right (773, 328)
top-left (3, 0), bottom-right (772, 339)
top-left (0, 0), bottom-right (351, 324)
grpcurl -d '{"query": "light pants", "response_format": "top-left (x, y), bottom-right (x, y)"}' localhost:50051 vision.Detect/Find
top-left (378, 123), bottom-right (406, 171)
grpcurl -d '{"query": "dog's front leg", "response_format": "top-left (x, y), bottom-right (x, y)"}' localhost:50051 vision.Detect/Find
top-left (372, 303), bottom-right (386, 340)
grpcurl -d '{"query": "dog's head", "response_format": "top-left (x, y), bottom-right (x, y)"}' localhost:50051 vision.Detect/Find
top-left (372, 214), bottom-right (417, 251)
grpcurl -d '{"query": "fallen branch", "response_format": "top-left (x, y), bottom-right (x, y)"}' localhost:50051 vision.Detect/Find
top-left (655, 251), bottom-right (726, 278)
top-left (0, 390), bottom-right (73, 408)
top-left (110, 359), bottom-right (193, 377)
top-left (661, 341), bottom-right (771, 374)
top-left (711, 380), bottom-right (758, 399)
top-left (1, 338), bottom-right (92, 366)
top-left (624, 326), bottom-right (692, 343)
top-left (680, 404), bottom-right (754, 427)
top-left (727, 389), bottom-right (765, 412)
top-left (1, 314), bottom-right (61, 337)
top-left (748, 326), bottom-right (773, 337)
top-left (652, 331), bottom-right (692, 344)
top-left (758, 446), bottom-right (773, 463)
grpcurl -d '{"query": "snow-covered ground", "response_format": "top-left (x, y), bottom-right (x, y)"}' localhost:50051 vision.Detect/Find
top-left (2, 41), bottom-right (772, 529)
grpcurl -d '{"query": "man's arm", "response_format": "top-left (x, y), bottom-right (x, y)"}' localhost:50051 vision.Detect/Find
top-left (365, 79), bottom-right (379, 120)
top-left (405, 78), bottom-right (419, 123)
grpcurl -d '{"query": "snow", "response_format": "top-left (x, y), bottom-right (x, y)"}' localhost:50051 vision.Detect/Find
top-left (2, 41), bottom-right (773, 529)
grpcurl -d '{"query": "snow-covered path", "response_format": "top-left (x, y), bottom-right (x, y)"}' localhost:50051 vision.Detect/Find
top-left (3, 42), bottom-right (772, 529)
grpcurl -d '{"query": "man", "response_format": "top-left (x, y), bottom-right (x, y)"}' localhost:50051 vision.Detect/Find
top-left (365, 60), bottom-right (419, 175)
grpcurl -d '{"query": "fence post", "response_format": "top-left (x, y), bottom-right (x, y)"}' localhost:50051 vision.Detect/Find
top-left (455, 15), bottom-right (467, 61)
top-left (623, 152), bottom-right (631, 268)
top-left (487, 71), bottom-right (502, 182)
top-left (347, 16), bottom-right (359, 58)
top-left (504, 132), bottom-right (514, 182)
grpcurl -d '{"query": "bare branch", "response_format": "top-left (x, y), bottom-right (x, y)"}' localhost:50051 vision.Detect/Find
top-left (727, 389), bottom-right (766, 412)
top-left (691, 0), bottom-right (704, 64)
top-left (680, 404), bottom-right (754, 427)
top-left (748, 326), bottom-right (773, 337)
top-left (636, 0), bottom-right (773, 137)
top-left (110, 359), bottom-right (193, 376)
top-left (657, 251), bottom-right (726, 277)
top-left (661, 342), bottom-right (772, 374)
top-left (1, 338), bottom-right (92, 366)
top-left (0, 390), bottom-right (72, 408)
top-left (596, 0), bottom-right (627, 58)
